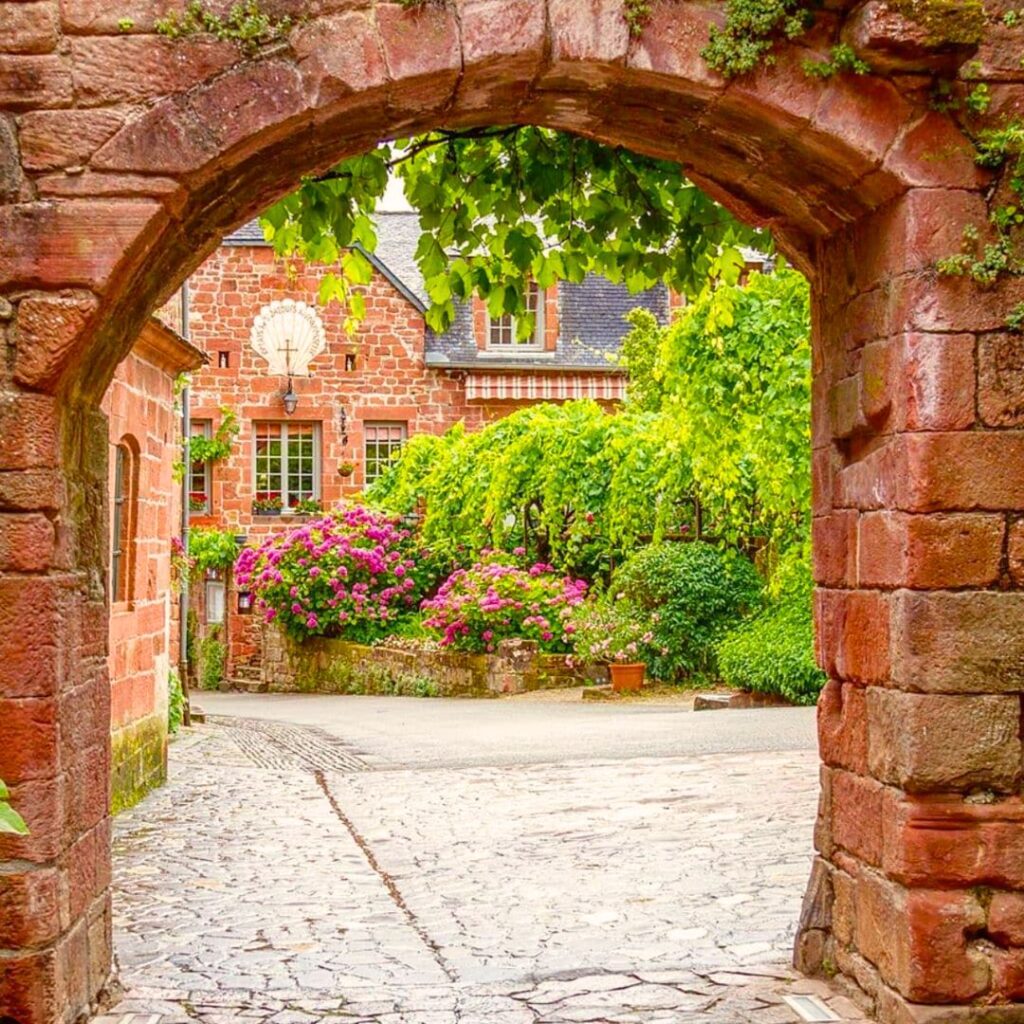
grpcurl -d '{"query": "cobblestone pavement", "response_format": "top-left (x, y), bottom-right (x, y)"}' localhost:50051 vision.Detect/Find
top-left (100, 722), bottom-right (869, 1024)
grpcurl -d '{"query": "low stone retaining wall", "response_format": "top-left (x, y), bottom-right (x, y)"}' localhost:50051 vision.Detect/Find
top-left (261, 628), bottom-right (598, 697)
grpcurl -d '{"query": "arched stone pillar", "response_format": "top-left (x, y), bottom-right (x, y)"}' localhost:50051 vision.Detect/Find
top-left (1, 2), bottom-right (1022, 1021)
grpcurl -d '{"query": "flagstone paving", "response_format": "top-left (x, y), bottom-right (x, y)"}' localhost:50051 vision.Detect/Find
top-left (99, 721), bottom-right (869, 1023)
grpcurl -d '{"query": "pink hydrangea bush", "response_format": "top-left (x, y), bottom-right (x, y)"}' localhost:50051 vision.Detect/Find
top-left (235, 506), bottom-right (419, 643)
top-left (421, 555), bottom-right (588, 653)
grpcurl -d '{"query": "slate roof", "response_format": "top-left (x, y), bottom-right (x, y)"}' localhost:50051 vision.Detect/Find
top-left (222, 213), bottom-right (731, 372)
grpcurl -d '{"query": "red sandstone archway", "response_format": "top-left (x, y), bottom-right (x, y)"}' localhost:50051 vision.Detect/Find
top-left (3, 4), bottom-right (1024, 1022)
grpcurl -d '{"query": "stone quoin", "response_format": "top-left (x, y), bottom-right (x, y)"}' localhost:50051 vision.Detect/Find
top-left (1, 2), bottom-right (1024, 1023)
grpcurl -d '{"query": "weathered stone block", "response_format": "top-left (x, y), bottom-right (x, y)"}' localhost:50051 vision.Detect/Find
top-left (891, 590), bottom-right (1024, 693)
top-left (979, 332), bottom-right (1024, 427)
top-left (857, 511), bottom-right (1005, 589)
top-left (867, 688), bottom-right (1022, 793)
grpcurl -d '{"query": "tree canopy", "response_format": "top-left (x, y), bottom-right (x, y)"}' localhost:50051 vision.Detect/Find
top-left (366, 268), bottom-right (811, 578)
top-left (261, 127), bottom-right (769, 334)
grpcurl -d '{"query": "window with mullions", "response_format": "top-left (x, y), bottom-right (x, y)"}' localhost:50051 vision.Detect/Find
top-left (189, 419), bottom-right (211, 515)
top-left (253, 422), bottom-right (320, 509)
top-left (364, 422), bottom-right (407, 483)
top-left (487, 281), bottom-right (544, 350)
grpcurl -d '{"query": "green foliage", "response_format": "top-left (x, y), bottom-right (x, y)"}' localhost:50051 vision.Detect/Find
top-left (264, 127), bottom-right (768, 333)
top-left (658, 269), bottom-right (812, 548)
top-left (716, 549), bottom-right (824, 705)
top-left (939, 123), bottom-right (1024, 290)
top-left (702, 0), bottom-right (816, 78)
top-left (366, 402), bottom-right (695, 579)
top-left (188, 527), bottom-right (240, 577)
top-left (370, 272), bottom-right (812, 568)
top-left (118, 16), bottom-right (134, 30)
top-left (0, 777), bottom-right (28, 835)
top-left (199, 628), bottom-right (226, 690)
top-left (294, 497), bottom-right (324, 515)
top-left (155, 0), bottom-right (292, 52)
top-left (189, 407), bottom-right (239, 464)
top-left (168, 669), bottom-right (185, 735)
top-left (618, 308), bottom-right (666, 413)
top-left (802, 44), bottom-right (871, 79)
top-left (610, 542), bottom-right (762, 682)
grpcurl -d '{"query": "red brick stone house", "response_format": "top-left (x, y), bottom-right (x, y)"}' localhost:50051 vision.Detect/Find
top-left (181, 213), bottom-right (729, 683)
top-left (102, 314), bottom-right (205, 809)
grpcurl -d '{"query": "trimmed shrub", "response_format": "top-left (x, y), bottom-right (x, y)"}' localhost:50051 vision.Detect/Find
top-left (421, 555), bottom-right (588, 654)
top-left (716, 553), bottom-right (825, 705)
top-left (610, 541), bottom-right (761, 682)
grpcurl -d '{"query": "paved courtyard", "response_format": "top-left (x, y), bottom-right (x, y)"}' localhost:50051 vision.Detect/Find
top-left (99, 696), bottom-right (868, 1024)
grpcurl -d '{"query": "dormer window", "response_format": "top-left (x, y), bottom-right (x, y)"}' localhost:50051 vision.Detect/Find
top-left (487, 281), bottom-right (544, 352)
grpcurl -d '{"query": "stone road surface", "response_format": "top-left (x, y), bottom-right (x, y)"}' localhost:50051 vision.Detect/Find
top-left (98, 704), bottom-right (869, 1024)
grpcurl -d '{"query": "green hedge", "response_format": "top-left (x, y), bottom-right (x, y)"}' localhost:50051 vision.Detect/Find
top-left (611, 542), bottom-right (762, 683)
top-left (716, 571), bottom-right (825, 706)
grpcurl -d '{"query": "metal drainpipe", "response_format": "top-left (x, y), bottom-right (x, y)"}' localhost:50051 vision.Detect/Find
top-left (178, 279), bottom-right (193, 727)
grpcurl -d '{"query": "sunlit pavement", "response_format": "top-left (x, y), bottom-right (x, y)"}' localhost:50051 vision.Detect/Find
top-left (99, 699), bottom-right (869, 1023)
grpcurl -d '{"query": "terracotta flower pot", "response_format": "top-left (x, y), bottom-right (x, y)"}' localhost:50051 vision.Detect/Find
top-left (609, 662), bottom-right (645, 692)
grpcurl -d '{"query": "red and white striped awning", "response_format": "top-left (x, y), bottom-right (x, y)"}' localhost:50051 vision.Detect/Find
top-left (464, 371), bottom-right (627, 403)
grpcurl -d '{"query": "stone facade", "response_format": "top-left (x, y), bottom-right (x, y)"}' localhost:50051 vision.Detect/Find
top-left (4, 3), bottom-right (1024, 1023)
top-left (260, 630), bottom-right (594, 698)
top-left (102, 318), bottom-right (204, 812)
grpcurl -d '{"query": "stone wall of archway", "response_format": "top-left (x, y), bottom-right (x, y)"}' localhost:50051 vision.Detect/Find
top-left (2, 2), bottom-right (1024, 1021)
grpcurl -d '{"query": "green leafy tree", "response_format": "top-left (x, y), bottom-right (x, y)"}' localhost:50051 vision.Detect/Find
top-left (658, 268), bottom-right (811, 548)
top-left (263, 128), bottom-right (768, 333)
top-left (617, 307), bottom-right (668, 413)
top-left (365, 402), bottom-right (695, 580)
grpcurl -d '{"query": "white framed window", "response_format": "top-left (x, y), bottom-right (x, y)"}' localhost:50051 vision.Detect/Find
top-left (205, 577), bottom-right (226, 625)
top-left (487, 281), bottom-right (544, 352)
top-left (364, 422), bottom-right (407, 483)
top-left (189, 419), bottom-right (212, 515)
top-left (253, 421), bottom-right (320, 510)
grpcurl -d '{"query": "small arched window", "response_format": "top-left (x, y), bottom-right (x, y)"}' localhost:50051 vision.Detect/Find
top-left (111, 438), bottom-right (139, 603)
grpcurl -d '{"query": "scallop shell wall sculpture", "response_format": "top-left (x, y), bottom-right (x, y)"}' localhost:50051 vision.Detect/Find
top-left (249, 299), bottom-right (327, 376)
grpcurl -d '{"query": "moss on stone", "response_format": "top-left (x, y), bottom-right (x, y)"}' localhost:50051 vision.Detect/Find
top-left (887, 0), bottom-right (985, 47)
top-left (111, 714), bottom-right (168, 814)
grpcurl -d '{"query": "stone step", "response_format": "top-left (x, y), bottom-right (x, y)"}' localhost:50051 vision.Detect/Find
top-left (227, 678), bottom-right (269, 694)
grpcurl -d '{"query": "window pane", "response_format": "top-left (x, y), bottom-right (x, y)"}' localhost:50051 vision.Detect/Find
top-left (255, 422), bottom-right (319, 506)
top-left (487, 282), bottom-right (541, 349)
top-left (189, 419), bottom-right (211, 514)
top-left (364, 422), bottom-right (407, 483)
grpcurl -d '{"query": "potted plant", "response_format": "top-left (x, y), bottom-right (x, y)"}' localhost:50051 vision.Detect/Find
top-left (338, 460), bottom-right (356, 478)
top-left (252, 494), bottom-right (283, 516)
top-left (570, 598), bottom-right (656, 692)
top-left (189, 492), bottom-right (208, 513)
top-left (293, 497), bottom-right (323, 515)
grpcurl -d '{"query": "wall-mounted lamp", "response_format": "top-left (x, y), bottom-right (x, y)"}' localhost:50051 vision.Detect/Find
top-left (237, 591), bottom-right (254, 614)
top-left (339, 407), bottom-right (349, 446)
top-left (282, 376), bottom-right (298, 416)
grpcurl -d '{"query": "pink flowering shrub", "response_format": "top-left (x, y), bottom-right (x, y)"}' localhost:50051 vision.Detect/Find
top-left (235, 506), bottom-right (420, 643)
top-left (421, 556), bottom-right (588, 653)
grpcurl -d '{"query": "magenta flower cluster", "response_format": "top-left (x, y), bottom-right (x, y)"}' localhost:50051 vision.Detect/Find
top-left (420, 555), bottom-right (588, 654)
top-left (235, 506), bottom-right (419, 643)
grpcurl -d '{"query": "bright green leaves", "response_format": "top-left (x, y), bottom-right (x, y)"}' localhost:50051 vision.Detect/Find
top-left (0, 778), bottom-right (28, 835)
top-left (657, 268), bottom-right (812, 549)
top-left (261, 127), bottom-right (768, 333)
top-left (703, 0), bottom-right (816, 77)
